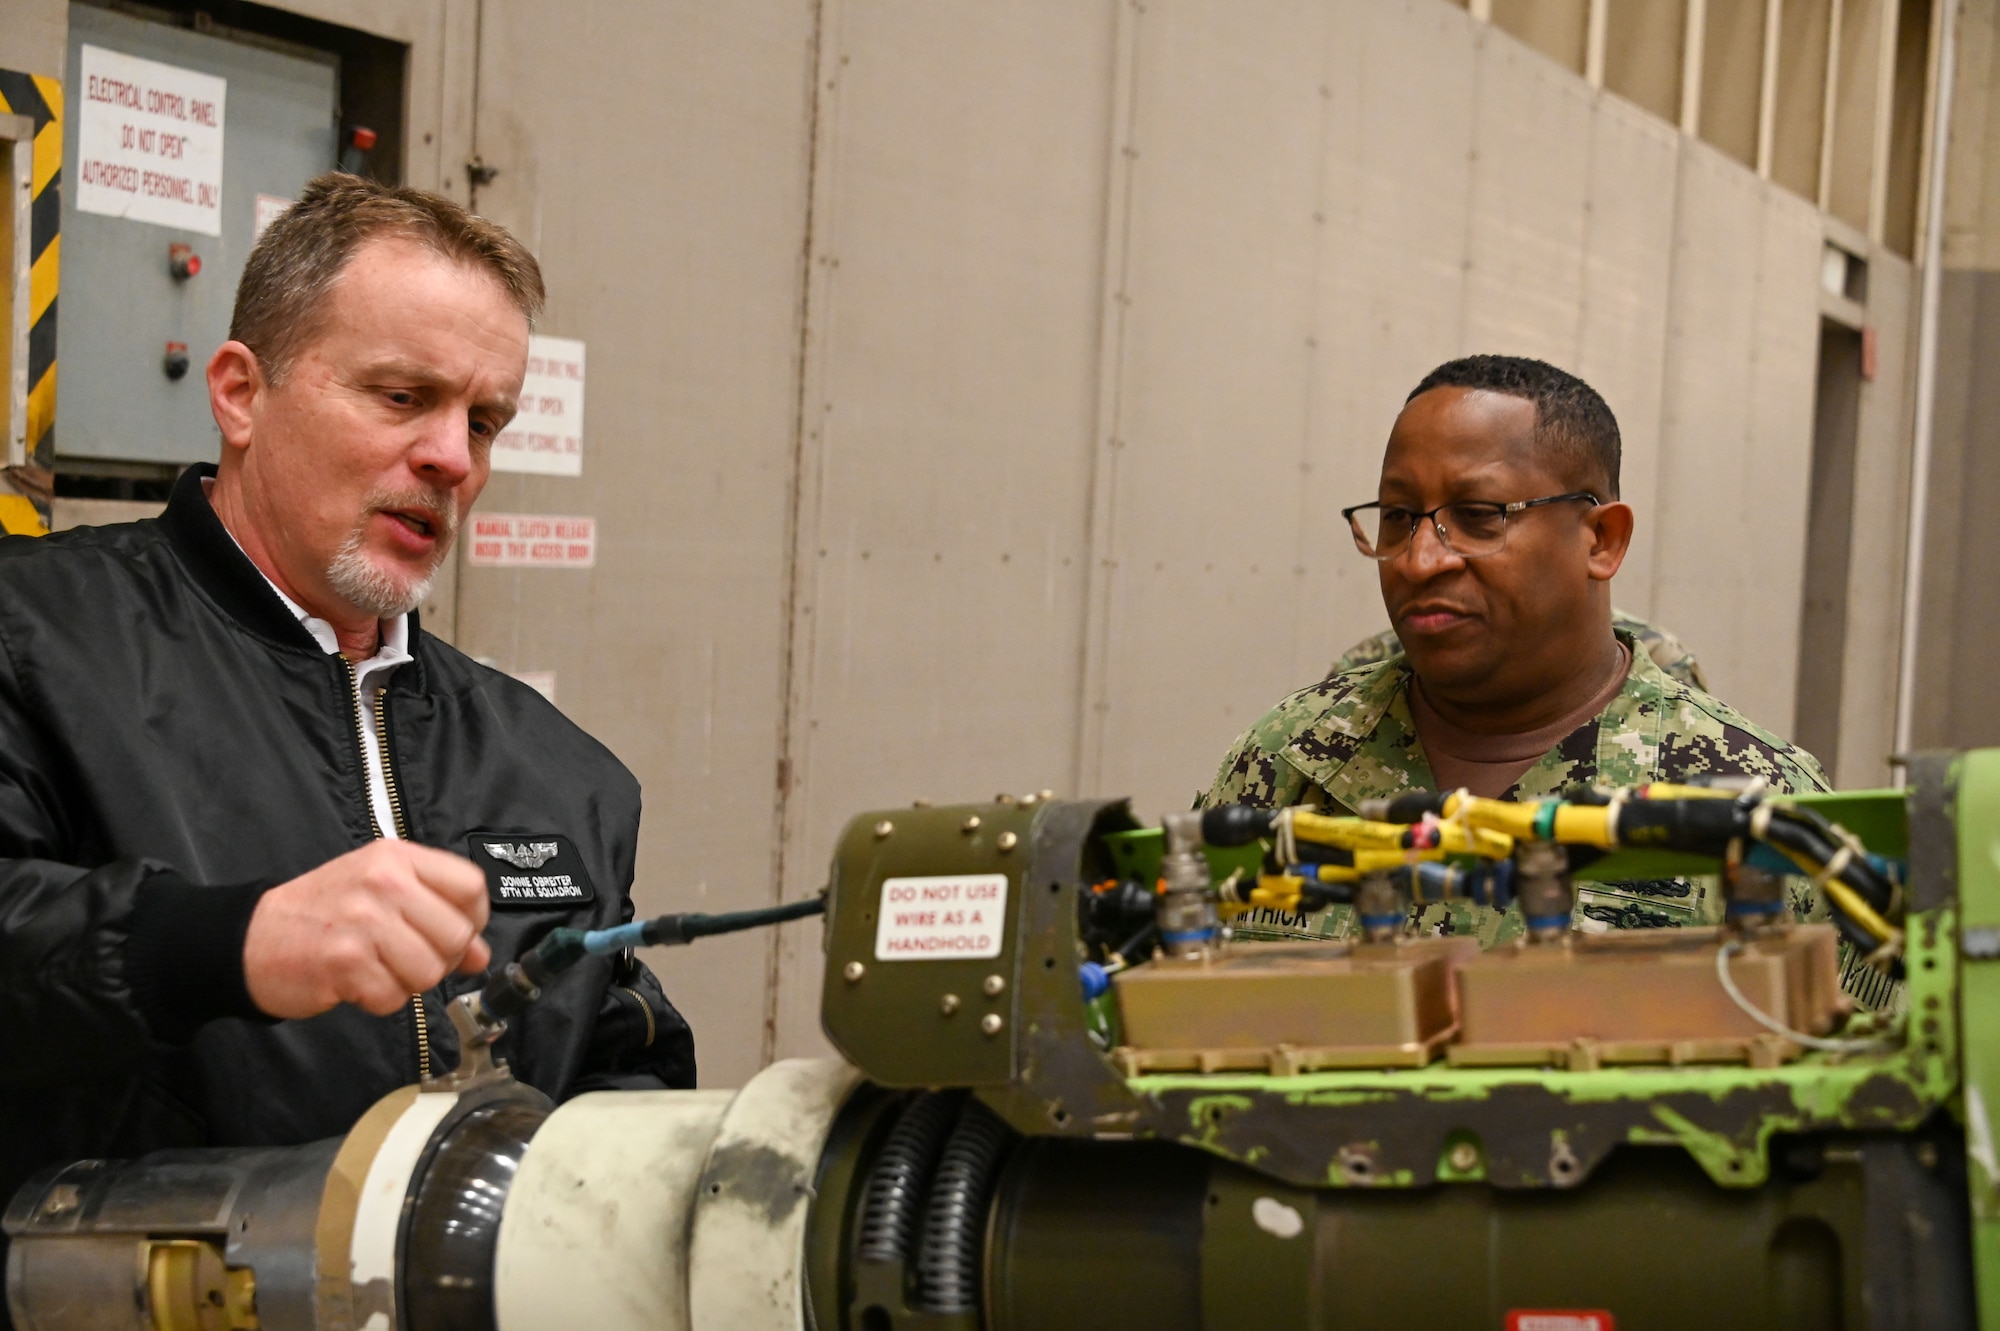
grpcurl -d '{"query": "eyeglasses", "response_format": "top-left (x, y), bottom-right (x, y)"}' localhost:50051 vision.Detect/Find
top-left (1341, 492), bottom-right (1599, 561)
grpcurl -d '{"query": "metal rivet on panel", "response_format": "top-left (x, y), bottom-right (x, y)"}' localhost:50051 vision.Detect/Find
top-left (874, 820), bottom-right (894, 838)
top-left (983, 975), bottom-right (1006, 997)
top-left (940, 994), bottom-right (961, 1016)
top-left (980, 1014), bottom-right (1004, 1036)
top-left (962, 816), bottom-right (982, 834)
top-left (842, 961), bottom-right (865, 984)
top-left (997, 832), bottom-right (1018, 852)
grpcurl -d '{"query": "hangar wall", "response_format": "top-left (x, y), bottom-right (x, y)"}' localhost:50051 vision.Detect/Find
top-left (9, 0), bottom-right (1940, 1085)
top-left (0, 8), bottom-right (64, 78)
top-left (753, 0), bottom-right (1923, 1065)
top-left (452, 2), bottom-right (820, 1080)
top-left (1915, 0), bottom-right (2000, 754)
top-left (1075, 0), bottom-right (1892, 834)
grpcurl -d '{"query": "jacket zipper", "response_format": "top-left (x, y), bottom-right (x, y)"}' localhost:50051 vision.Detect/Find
top-left (345, 660), bottom-right (430, 1082)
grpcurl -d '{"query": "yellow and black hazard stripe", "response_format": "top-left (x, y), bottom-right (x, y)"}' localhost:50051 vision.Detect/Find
top-left (0, 68), bottom-right (57, 536)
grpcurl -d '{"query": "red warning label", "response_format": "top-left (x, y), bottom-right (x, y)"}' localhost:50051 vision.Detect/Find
top-left (465, 513), bottom-right (596, 569)
top-left (1506, 1313), bottom-right (1614, 1331)
top-left (874, 875), bottom-right (1008, 960)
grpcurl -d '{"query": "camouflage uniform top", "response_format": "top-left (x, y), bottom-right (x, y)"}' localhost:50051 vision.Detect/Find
top-left (1330, 609), bottom-right (1709, 691)
top-left (1205, 632), bottom-right (1830, 945)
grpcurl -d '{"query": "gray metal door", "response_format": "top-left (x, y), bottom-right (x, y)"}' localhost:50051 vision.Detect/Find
top-left (58, 3), bottom-right (337, 465)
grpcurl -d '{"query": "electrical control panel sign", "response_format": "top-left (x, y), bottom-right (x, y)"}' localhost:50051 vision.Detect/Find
top-left (465, 514), bottom-right (596, 569)
top-left (77, 44), bottom-right (226, 236)
top-left (874, 875), bottom-right (1009, 960)
top-left (492, 336), bottom-right (585, 476)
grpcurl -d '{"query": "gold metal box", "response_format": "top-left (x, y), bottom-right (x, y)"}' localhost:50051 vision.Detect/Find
top-left (1448, 924), bottom-right (1846, 1069)
top-left (1110, 938), bottom-right (1475, 1075)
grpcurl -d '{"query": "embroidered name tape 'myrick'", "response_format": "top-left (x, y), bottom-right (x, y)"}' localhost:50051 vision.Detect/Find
top-left (466, 833), bottom-right (597, 907)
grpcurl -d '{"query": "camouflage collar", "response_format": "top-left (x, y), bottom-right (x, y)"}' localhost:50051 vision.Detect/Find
top-left (1281, 630), bottom-right (1661, 809)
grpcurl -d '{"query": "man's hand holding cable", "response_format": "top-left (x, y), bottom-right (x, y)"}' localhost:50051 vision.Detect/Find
top-left (243, 841), bottom-right (493, 1019)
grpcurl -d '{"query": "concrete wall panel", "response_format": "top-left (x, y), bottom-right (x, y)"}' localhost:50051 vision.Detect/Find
top-left (1090, 5), bottom-right (1737, 821)
top-left (1745, 186), bottom-right (1834, 735)
top-left (1934, 271), bottom-right (2000, 748)
top-left (456, 1), bottom-right (820, 1089)
top-left (1461, 30), bottom-right (1594, 365)
top-left (1914, 267), bottom-right (1977, 748)
top-left (1087, 3), bottom-right (1846, 817)
top-left (766, 0), bottom-right (1119, 1059)
top-left (1604, 0), bottom-right (1688, 125)
top-left (1837, 252), bottom-right (1914, 786)
top-left (0, 0), bottom-right (65, 78)
top-left (1653, 141), bottom-right (1823, 739)
top-left (1085, 0), bottom-right (1339, 816)
top-left (1291, 0), bottom-right (1481, 685)
top-left (1574, 97), bottom-right (1681, 615)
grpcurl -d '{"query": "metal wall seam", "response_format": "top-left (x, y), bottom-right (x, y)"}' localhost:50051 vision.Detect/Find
top-left (1073, 0), bottom-right (1144, 799)
top-left (767, 0), bottom-right (839, 1070)
top-left (1892, 0), bottom-right (1963, 770)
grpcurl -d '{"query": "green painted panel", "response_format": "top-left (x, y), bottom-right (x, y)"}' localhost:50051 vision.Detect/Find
top-left (1100, 828), bottom-right (1261, 885)
top-left (1787, 788), bottom-right (1909, 859)
top-left (1954, 750), bottom-right (2000, 1327)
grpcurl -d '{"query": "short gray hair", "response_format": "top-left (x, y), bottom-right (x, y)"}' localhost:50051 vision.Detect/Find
top-left (229, 172), bottom-right (545, 384)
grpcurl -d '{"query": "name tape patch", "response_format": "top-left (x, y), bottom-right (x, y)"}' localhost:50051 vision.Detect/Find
top-left (466, 833), bottom-right (597, 907)
top-left (874, 874), bottom-right (1008, 960)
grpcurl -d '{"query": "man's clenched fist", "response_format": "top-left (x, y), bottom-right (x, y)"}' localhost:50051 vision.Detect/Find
top-left (244, 841), bottom-right (492, 1019)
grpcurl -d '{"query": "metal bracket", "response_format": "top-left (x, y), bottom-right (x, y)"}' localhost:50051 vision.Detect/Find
top-left (422, 992), bottom-right (514, 1093)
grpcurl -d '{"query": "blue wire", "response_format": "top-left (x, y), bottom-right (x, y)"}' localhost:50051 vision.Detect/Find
top-left (581, 921), bottom-right (648, 954)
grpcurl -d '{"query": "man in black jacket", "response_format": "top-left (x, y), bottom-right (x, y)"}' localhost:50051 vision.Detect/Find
top-left (0, 174), bottom-right (693, 1214)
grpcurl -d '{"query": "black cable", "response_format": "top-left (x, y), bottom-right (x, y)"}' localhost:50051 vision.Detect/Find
top-left (1111, 922), bottom-right (1158, 965)
top-left (477, 896), bottom-right (829, 1024)
top-left (915, 1099), bottom-right (1016, 1313)
top-left (1200, 804), bottom-right (1277, 847)
top-left (1762, 806), bottom-right (1897, 913)
top-left (1286, 840), bottom-right (1357, 868)
top-left (642, 895), bottom-right (826, 945)
top-left (1608, 796), bottom-right (1747, 857)
top-left (1357, 790), bottom-right (1449, 824)
top-left (1297, 879), bottom-right (1357, 911)
top-left (856, 1091), bottom-right (961, 1265)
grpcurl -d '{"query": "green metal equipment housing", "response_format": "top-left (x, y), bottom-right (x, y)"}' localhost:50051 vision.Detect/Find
top-left (807, 751), bottom-right (1994, 1330)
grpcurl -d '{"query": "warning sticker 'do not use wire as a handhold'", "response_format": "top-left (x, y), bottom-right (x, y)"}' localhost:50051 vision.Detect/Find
top-left (874, 874), bottom-right (1008, 961)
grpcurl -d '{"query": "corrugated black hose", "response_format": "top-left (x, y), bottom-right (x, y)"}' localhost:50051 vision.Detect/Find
top-left (855, 1090), bottom-right (962, 1265)
top-left (915, 1098), bottom-right (1017, 1313)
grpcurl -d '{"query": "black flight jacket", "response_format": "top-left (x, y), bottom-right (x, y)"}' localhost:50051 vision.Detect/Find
top-left (0, 464), bottom-right (693, 1210)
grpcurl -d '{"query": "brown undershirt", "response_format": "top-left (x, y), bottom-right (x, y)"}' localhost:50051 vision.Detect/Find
top-left (1410, 639), bottom-right (1633, 798)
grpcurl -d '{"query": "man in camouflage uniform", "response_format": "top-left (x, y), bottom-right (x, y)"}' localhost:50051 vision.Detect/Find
top-left (1206, 355), bottom-right (1828, 946)
top-left (1330, 611), bottom-right (1708, 691)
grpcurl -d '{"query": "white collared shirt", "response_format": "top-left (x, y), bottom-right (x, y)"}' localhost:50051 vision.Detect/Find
top-left (261, 583), bottom-right (412, 840)
top-left (208, 483), bottom-right (412, 838)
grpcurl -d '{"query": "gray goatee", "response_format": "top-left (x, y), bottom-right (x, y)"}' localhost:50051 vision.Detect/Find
top-left (325, 489), bottom-right (459, 618)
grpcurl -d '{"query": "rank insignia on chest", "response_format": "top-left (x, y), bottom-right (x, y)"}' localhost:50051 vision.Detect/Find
top-left (466, 832), bottom-right (598, 907)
